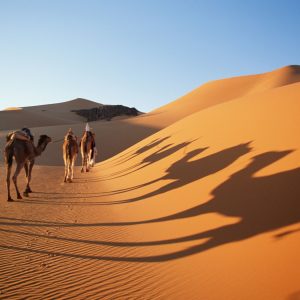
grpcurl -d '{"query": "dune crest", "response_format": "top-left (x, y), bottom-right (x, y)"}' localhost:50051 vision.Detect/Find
top-left (2, 107), bottom-right (22, 111)
top-left (149, 65), bottom-right (300, 126)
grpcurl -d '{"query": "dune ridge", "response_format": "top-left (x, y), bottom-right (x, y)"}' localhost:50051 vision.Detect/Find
top-left (149, 65), bottom-right (300, 126)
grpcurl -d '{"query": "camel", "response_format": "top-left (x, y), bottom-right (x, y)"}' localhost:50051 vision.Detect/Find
top-left (80, 131), bottom-right (95, 173)
top-left (4, 133), bottom-right (52, 201)
top-left (63, 130), bottom-right (78, 182)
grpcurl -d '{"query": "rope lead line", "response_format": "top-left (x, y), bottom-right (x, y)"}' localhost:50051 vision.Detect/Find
top-left (52, 138), bottom-right (65, 143)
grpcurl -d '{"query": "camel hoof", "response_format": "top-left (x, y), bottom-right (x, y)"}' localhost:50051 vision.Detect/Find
top-left (17, 194), bottom-right (23, 200)
top-left (23, 192), bottom-right (29, 197)
top-left (7, 197), bottom-right (14, 202)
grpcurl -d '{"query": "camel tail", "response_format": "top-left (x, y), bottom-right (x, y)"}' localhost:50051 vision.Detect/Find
top-left (4, 146), bottom-right (14, 167)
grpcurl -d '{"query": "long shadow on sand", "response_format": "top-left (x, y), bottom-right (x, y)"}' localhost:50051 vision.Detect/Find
top-left (12, 142), bottom-right (250, 203)
top-left (1, 148), bottom-right (300, 262)
top-left (101, 135), bottom-right (171, 168)
top-left (92, 138), bottom-right (197, 181)
top-left (100, 142), bottom-right (251, 203)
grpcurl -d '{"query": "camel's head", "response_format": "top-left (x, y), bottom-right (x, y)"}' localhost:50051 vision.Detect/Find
top-left (38, 135), bottom-right (52, 147)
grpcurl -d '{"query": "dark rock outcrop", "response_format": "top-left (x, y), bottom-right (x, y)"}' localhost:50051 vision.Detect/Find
top-left (72, 105), bottom-right (142, 121)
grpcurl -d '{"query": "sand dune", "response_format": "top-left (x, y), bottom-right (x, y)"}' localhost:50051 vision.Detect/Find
top-left (2, 107), bottom-right (22, 111)
top-left (24, 98), bottom-right (103, 124)
top-left (0, 66), bottom-right (299, 299)
top-left (0, 98), bottom-right (101, 131)
top-left (0, 108), bottom-right (79, 131)
top-left (24, 98), bottom-right (102, 112)
top-left (148, 65), bottom-right (300, 127)
top-left (4, 65), bottom-right (300, 165)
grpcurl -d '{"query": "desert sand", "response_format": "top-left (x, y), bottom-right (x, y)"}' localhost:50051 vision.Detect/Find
top-left (0, 65), bottom-right (299, 299)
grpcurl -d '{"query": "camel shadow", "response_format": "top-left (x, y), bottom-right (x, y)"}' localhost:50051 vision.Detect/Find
top-left (102, 136), bottom-right (171, 168)
top-left (107, 142), bottom-right (252, 203)
top-left (97, 137), bottom-right (193, 181)
top-left (1, 147), bottom-right (299, 263)
top-left (113, 136), bottom-right (172, 165)
top-left (99, 139), bottom-right (198, 181)
top-left (121, 150), bottom-right (300, 261)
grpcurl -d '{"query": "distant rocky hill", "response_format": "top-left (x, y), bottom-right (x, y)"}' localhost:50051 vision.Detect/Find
top-left (72, 105), bottom-right (142, 121)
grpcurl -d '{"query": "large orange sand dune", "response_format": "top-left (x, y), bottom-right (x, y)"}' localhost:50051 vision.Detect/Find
top-left (0, 66), bottom-right (299, 299)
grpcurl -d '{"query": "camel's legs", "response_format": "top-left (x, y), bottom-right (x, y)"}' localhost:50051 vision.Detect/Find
top-left (68, 160), bottom-right (72, 182)
top-left (24, 161), bottom-right (34, 196)
top-left (12, 162), bottom-right (24, 199)
top-left (81, 154), bottom-right (85, 173)
top-left (27, 161), bottom-right (34, 192)
top-left (87, 150), bottom-right (92, 169)
top-left (24, 162), bottom-right (29, 196)
top-left (64, 159), bottom-right (68, 182)
top-left (86, 154), bottom-right (89, 172)
top-left (71, 157), bottom-right (76, 180)
top-left (86, 152), bottom-right (90, 172)
top-left (24, 161), bottom-right (29, 177)
top-left (6, 161), bottom-right (13, 201)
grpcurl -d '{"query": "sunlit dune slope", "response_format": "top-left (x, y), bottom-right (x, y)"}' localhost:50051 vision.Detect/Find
top-left (93, 80), bottom-right (300, 299)
top-left (146, 65), bottom-right (300, 127)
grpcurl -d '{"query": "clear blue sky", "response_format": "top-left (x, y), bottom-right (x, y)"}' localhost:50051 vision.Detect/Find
top-left (1, 0), bottom-right (300, 111)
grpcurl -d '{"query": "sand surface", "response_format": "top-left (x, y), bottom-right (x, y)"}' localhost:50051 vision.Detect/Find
top-left (0, 66), bottom-right (299, 299)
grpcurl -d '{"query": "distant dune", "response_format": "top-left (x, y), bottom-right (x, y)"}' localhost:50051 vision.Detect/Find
top-left (0, 66), bottom-right (299, 299)
top-left (0, 98), bottom-right (99, 130)
top-left (2, 107), bottom-right (22, 111)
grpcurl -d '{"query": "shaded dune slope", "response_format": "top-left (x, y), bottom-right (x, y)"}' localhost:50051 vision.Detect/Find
top-left (0, 98), bottom-right (100, 130)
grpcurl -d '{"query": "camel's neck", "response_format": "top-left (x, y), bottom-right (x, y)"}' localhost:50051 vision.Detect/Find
top-left (34, 142), bottom-right (49, 157)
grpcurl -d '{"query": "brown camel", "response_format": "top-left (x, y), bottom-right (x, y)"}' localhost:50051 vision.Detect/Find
top-left (63, 129), bottom-right (78, 182)
top-left (4, 134), bottom-right (52, 201)
top-left (80, 131), bottom-right (95, 173)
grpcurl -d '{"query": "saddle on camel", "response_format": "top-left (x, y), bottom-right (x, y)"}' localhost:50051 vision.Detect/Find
top-left (4, 128), bottom-right (51, 201)
top-left (7, 127), bottom-right (33, 143)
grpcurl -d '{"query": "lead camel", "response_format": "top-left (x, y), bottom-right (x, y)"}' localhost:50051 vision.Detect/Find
top-left (4, 133), bottom-right (52, 201)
